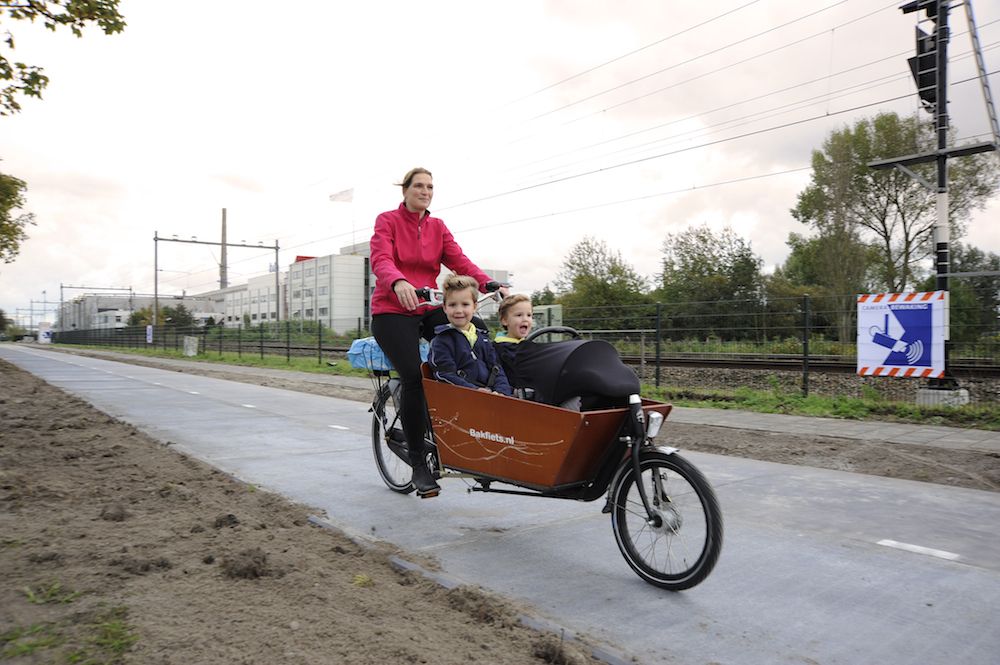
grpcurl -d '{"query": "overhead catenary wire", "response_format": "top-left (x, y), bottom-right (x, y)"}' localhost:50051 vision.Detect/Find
top-left (524, 0), bottom-right (859, 123)
top-left (504, 0), bottom-right (765, 105)
top-left (170, 6), bottom-right (1000, 293)
top-left (518, 41), bottom-right (999, 183)
top-left (505, 7), bottom-right (993, 157)
top-left (171, 61), bottom-right (1000, 295)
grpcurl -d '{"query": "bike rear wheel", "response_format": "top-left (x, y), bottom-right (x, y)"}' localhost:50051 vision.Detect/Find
top-left (610, 450), bottom-right (722, 590)
top-left (371, 382), bottom-right (415, 494)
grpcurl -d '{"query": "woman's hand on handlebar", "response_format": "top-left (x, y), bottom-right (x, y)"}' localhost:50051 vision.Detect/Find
top-left (393, 280), bottom-right (420, 311)
top-left (484, 280), bottom-right (511, 299)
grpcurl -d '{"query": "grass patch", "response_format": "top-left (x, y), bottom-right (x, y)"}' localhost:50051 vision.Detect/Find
top-left (1, 607), bottom-right (137, 663)
top-left (23, 581), bottom-right (82, 605)
top-left (88, 608), bottom-right (139, 658)
top-left (51, 344), bottom-right (370, 378)
top-left (643, 383), bottom-right (1000, 430)
top-left (52, 343), bottom-right (999, 429)
top-left (1, 623), bottom-right (62, 658)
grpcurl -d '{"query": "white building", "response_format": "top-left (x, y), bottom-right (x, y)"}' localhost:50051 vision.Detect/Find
top-left (58, 294), bottom-right (209, 331)
top-left (94, 309), bottom-right (131, 329)
top-left (287, 254), bottom-right (367, 334)
top-left (58, 246), bottom-right (509, 335)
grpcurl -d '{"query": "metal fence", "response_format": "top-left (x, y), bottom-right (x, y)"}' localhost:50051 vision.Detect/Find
top-left (554, 289), bottom-right (999, 365)
top-left (52, 288), bottom-right (999, 402)
top-left (53, 320), bottom-right (366, 365)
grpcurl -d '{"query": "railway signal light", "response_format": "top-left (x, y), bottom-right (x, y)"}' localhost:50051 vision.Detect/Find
top-left (901, 0), bottom-right (941, 113)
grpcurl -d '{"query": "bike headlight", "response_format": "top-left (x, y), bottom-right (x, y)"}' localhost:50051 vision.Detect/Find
top-left (645, 411), bottom-right (664, 439)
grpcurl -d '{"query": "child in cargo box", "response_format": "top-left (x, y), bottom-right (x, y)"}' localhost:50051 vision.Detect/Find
top-left (493, 293), bottom-right (533, 395)
top-left (429, 274), bottom-right (513, 396)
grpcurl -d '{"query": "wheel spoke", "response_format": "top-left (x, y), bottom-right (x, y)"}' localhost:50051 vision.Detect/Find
top-left (611, 453), bottom-right (722, 590)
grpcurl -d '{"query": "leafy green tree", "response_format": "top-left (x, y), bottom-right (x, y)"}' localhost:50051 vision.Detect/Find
top-left (553, 236), bottom-right (650, 329)
top-left (760, 270), bottom-right (812, 341)
top-left (0, 171), bottom-right (34, 263)
top-left (531, 285), bottom-right (556, 306)
top-left (2, 0), bottom-right (126, 115)
top-left (2, 2), bottom-right (125, 261)
top-left (918, 242), bottom-right (1000, 346)
top-left (657, 225), bottom-right (763, 301)
top-left (128, 306), bottom-right (152, 326)
top-left (655, 225), bottom-right (764, 340)
top-left (161, 304), bottom-right (194, 328)
top-left (774, 232), bottom-right (875, 342)
top-left (793, 111), bottom-right (999, 292)
top-left (0, 306), bottom-right (10, 332)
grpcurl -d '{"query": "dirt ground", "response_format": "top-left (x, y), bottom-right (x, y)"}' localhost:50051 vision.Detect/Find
top-left (3, 351), bottom-right (1000, 664)
top-left (0, 359), bottom-right (599, 664)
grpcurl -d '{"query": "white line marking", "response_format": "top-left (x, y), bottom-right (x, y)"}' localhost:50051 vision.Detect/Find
top-left (153, 382), bottom-right (162, 386)
top-left (329, 425), bottom-right (349, 430)
top-left (242, 404), bottom-right (256, 409)
top-left (188, 391), bottom-right (200, 395)
top-left (877, 539), bottom-right (961, 561)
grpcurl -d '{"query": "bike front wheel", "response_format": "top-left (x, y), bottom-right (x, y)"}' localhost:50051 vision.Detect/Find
top-left (610, 450), bottom-right (722, 590)
top-left (371, 382), bottom-right (415, 494)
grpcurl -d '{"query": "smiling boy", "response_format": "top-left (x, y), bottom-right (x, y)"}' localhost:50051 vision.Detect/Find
top-left (429, 274), bottom-right (513, 395)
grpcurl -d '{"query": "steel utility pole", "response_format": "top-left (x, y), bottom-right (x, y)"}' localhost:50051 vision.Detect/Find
top-left (868, 0), bottom-right (998, 389)
top-left (220, 208), bottom-right (228, 289)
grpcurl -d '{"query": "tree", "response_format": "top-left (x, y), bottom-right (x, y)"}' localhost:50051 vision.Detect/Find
top-left (161, 304), bottom-right (195, 328)
top-left (128, 306), bottom-right (152, 327)
top-left (2, 0), bottom-right (126, 115)
top-left (531, 285), bottom-right (556, 306)
top-left (0, 170), bottom-right (34, 262)
top-left (655, 224), bottom-right (764, 340)
top-left (774, 231), bottom-right (875, 342)
top-left (553, 236), bottom-right (649, 329)
top-left (793, 112), bottom-right (999, 292)
top-left (2, 2), bottom-right (125, 262)
top-left (0, 306), bottom-right (10, 332)
top-left (918, 242), bottom-right (1000, 345)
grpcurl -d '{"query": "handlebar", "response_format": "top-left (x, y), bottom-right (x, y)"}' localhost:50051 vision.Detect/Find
top-left (415, 281), bottom-right (510, 307)
top-left (522, 326), bottom-right (582, 343)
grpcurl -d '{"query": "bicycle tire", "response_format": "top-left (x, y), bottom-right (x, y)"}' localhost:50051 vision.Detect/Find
top-left (610, 450), bottom-right (722, 590)
top-left (371, 383), bottom-right (415, 494)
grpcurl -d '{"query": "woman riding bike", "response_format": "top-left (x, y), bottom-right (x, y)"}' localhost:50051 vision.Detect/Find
top-left (369, 166), bottom-right (507, 498)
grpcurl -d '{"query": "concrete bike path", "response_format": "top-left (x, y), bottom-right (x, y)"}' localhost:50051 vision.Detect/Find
top-left (3, 344), bottom-right (999, 665)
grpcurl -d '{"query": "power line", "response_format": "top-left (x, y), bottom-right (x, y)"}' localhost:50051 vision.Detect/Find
top-left (525, 0), bottom-right (861, 123)
top-left (439, 69), bottom-right (999, 214)
top-left (507, 45), bottom-right (914, 174)
top-left (457, 165), bottom-right (813, 235)
top-left (520, 40), bottom-right (999, 182)
top-left (505, 0), bottom-right (765, 104)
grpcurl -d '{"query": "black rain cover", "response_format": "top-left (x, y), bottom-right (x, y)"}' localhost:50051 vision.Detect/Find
top-left (513, 339), bottom-right (640, 409)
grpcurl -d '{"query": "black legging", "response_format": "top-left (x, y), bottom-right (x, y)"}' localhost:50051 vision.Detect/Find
top-left (372, 308), bottom-right (485, 453)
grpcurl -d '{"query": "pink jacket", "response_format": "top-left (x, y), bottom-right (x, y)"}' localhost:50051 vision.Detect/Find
top-left (369, 203), bottom-right (492, 316)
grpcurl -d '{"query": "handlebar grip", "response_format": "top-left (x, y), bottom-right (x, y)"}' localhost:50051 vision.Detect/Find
top-left (414, 287), bottom-right (432, 301)
top-left (484, 280), bottom-right (510, 293)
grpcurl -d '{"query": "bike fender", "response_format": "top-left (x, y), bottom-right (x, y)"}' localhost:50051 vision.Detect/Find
top-left (652, 445), bottom-right (678, 456)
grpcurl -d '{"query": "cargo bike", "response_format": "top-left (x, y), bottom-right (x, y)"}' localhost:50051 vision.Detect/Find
top-left (350, 292), bottom-right (723, 591)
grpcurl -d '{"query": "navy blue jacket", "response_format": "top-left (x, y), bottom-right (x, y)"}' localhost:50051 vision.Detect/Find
top-left (429, 324), bottom-right (513, 395)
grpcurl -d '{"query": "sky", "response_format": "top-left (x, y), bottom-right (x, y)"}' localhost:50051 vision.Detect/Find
top-left (2, 0), bottom-right (999, 327)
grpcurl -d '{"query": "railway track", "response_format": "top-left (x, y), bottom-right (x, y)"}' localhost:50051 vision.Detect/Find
top-left (618, 354), bottom-right (1000, 378)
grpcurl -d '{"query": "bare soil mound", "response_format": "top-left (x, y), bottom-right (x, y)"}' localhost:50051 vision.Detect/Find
top-left (0, 359), bottom-right (597, 664)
